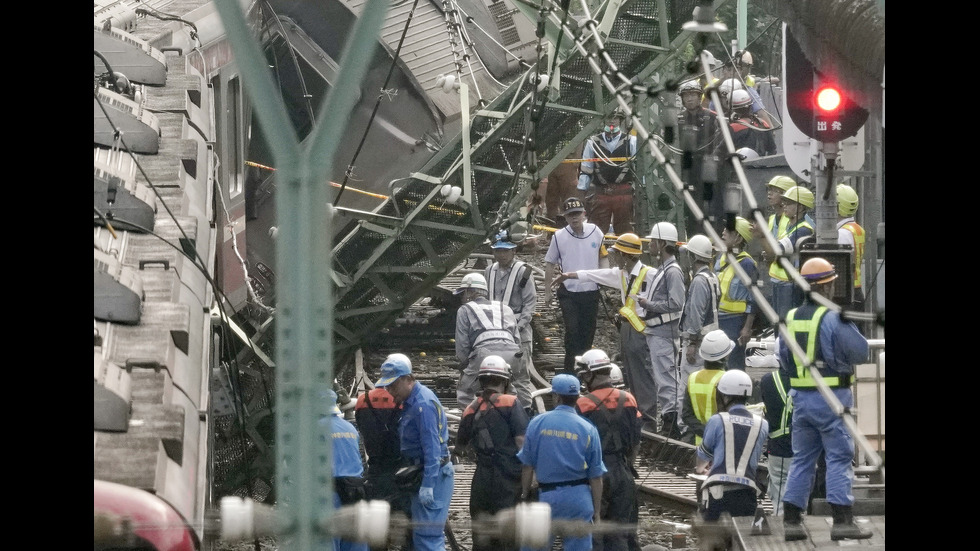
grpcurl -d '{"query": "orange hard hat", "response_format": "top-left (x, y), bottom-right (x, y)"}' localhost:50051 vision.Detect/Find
top-left (800, 257), bottom-right (838, 284)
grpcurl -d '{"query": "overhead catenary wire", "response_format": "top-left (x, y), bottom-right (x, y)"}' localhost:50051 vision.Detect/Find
top-left (441, 0), bottom-right (485, 105)
top-left (261, 1), bottom-right (318, 128)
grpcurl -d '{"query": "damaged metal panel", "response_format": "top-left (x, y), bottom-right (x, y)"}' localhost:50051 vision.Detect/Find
top-left (94, 249), bottom-right (144, 325)
top-left (94, 26), bottom-right (168, 85)
top-left (94, 150), bottom-right (157, 233)
top-left (94, 88), bottom-right (161, 154)
top-left (94, 350), bottom-right (132, 432)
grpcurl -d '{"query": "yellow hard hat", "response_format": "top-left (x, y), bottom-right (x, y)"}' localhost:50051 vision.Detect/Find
top-left (767, 175), bottom-right (796, 193)
top-left (611, 233), bottom-right (643, 255)
top-left (783, 186), bottom-right (814, 209)
top-left (836, 184), bottom-right (859, 216)
top-left (800, 257), bottom-right (838, 284)
top-left (734, 216), bottom-right (753, 242)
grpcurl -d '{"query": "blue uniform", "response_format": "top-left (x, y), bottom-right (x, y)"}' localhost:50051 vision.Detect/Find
top-left (778, 303), bottom-right (868, 510)
top-left (518, 404), bottom-right (606, 551)
top-left (321, 414), bottom-right (368, 551)
top-left (696, 405), bottom-right (768, 521)
top-left (400, 382), bottom-right (455, 551)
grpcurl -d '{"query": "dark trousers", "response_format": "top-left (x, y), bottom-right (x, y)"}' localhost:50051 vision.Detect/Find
top-left (470, 461), bottom-right (522, 551)
top-left (588, 190), bottom-right (634, 236)
top-left (593, 455), bottom-right (638, 551)
top-left (366, 469), bottom-right (413, 550)
top-left (700, 486), bottom-right (757, 521)
top-left (557, 288), bottom-right (600, 373)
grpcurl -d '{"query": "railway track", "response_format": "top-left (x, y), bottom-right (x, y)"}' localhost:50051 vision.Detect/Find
top-left (349, 252), bottom-right (776, 550)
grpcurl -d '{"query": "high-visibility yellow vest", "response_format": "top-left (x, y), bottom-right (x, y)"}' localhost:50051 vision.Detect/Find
top-left (767, 213), bottom-right (788, 240)
top-left (718, 251), bottom-right (753, 313)
top-left (769, 373), bottom-right (792, 439)
top-left (687, 369), bottom-right (725, 446)
top-left (769, 219), bottom-right (813, 281)
top-left (842, 221), bottom-right (865, 289)
top-left (785, 305), bottom-right (846, 388)
top-left (619, 265), bottom-right (653, 332)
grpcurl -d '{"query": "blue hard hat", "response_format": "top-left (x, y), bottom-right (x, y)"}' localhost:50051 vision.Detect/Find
top-left (322, 389), bottom-right (342, 416)
top-left (551, 374), bottom-right (581, 396)
top-left (375, 353), bottom-right (413, 387)
top-left (491, 231), bottom-right (517, 249)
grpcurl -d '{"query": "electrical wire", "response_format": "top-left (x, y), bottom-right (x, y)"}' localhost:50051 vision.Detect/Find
top-left (260, 1), bottom-right (317, 128)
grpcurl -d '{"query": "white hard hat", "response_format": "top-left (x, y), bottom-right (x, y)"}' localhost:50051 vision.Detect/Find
top-left (680, 234), bottom-right (713, 260)
top-left (646, 221), bottom-right (678, 243)
top-left (717, 369), bottom-right (753, 397)
top-left (699, 329), bottom-right (736, 362)
top-left (479, 355), bottom-right (511, 380)
top-left (731, 89), bottom-right (752, 109)
top-left (577, 349), bottom-right (612, 373)
top-left (718, 78), bottom-right (744, 98)
top-left (455, 272), bottom-right (488, 294)
top-left (736, 147), bottom-right (760, 160)
top-left (738, 50), bottom-right (753, 67)
top-left (679, 79), bottom-right (703, 94)
top-left (608, 363), bottom-right (625, 388)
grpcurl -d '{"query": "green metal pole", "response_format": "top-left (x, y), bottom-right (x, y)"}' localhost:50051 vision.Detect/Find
top-left (737, 0), bottom-right (747, 50)
top-left (212, 0), bottom-right (390, 549)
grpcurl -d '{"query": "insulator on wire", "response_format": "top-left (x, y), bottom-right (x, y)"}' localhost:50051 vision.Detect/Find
top-left (473, 503), bottom-right (552, 548)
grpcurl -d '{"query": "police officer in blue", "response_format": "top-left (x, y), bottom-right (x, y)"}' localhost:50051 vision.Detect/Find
top-left (518, 374), bottom-right (606, 551)
top-left (778, 258), bottom-right (871, 541)
top-left (374, 353), bottom-right (455, 551)
top-left (320, 389), bottom-right (369, 551)
top-left (694, 370), bottom-right (768, 522)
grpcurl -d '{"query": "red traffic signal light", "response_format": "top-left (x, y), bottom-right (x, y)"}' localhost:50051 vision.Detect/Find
top-left (784, 28), bottom-right (868, 143)
top-left (815, 86), bottom-right (842, 112)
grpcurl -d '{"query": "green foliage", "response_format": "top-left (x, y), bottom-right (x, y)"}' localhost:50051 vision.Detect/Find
top-left (711, 1), bottom-right (782, 80)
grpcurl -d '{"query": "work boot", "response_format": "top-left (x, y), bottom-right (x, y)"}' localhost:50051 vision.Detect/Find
top-left (830, 504), bottom-right (872, 540)
top-left (782, 502), bottom-right (807, 541)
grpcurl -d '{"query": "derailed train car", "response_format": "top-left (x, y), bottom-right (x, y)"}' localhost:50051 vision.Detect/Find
top-left (95, 0), bottom-right (250, 547)
top-left (94, 0), bottom-right (538, 547)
